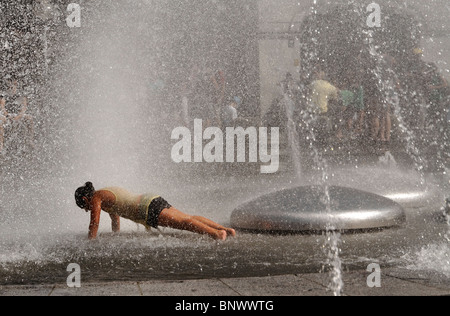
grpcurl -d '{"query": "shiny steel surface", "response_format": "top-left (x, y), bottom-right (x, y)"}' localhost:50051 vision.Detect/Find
top-left (231, 186), bottom-right (407, 232)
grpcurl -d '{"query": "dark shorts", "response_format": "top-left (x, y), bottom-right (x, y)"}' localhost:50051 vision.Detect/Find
top-left (146, 197), bottom-right (172, 228)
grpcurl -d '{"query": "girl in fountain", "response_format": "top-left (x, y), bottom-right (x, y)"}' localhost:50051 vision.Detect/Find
top-left (75, 182), bottom-right (236, 241)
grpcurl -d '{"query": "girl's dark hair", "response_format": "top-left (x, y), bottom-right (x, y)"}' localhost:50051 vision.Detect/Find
top-left (75, 182), bottom-right (96, 209)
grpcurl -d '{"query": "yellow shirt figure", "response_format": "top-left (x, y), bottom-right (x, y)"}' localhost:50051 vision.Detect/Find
top-left (310, 79), bottom-right (339, 114)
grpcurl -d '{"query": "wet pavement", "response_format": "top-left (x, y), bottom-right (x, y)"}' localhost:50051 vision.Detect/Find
top-left (1, 267), bottom-right (449, 296)
top-left (1, 169), bottom-right (449, 296)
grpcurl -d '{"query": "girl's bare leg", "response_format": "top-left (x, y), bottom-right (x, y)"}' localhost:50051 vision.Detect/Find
top-left (158, 207), bottom-right (229, 240)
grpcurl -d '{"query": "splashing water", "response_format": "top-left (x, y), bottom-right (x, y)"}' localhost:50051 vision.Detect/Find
top-left (325, 227), bottom-right (344, 296)
top-left (401, 201), bottom-right (450, 278)
top-left (445, 204), bottom-right (450, 244)
top-left (283, 87), bottom-right (344, 295)
top-left (322, 179), bottom-right (344, 296)
top-left (1, 0), bottom-right (450, 290)
top-left (405, 242), bottom-right (450, 278)
top-left (365, 22), bottom-right (450, 280)
top-left (411, 200), bottom-right (450, 277)
top-left (365, 29), bottom-right (428, 186)
top-left (378, 151), bottom-right (398, 168)
top-left (282, 93), bottom-right (303, 180)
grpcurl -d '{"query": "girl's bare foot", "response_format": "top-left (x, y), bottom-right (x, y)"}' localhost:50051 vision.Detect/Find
top-left (226, 228), bottom-right (236, 237)
top-left (216, 230), bottom-right (227, 241)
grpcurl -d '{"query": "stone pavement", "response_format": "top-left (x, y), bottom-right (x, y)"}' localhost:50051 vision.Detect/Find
top-left (1, 268), bottom-right (449, 296)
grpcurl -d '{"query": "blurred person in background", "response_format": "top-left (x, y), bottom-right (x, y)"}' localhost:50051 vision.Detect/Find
top-left (222, 95), bottom-right (241, 127)
top-left (0, 77), bottom-right (35, 156)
